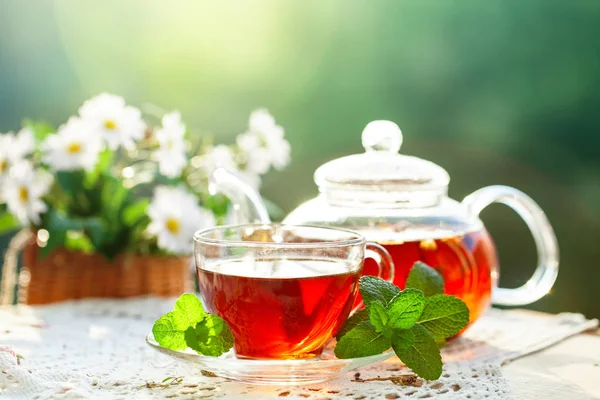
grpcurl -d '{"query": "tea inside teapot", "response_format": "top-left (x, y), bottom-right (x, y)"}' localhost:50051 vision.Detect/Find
top-left (360, 222), bottom-right (496, 323)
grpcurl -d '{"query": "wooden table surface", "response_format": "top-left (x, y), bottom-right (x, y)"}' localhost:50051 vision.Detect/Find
top-left (504, 328), bottom-right (600, 399)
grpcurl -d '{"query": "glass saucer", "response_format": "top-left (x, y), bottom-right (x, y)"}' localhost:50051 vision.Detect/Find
top-left (145, 333), bottom-right (394, 385)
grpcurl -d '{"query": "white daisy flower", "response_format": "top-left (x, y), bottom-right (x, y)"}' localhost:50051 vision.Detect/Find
top-left (0, 135), bottom-right (13, 182)
top-left (42, 117), bottom-right (102, 171)
top-left (160, 110), bottom-right (186, 137)
top-left (154, 111), bottom-right (187, 178)
top-left (0, 128), bottom-right (36, 181)
top-left (236, 132), bottom-right (271, 175)
top-left (248, 108), bottom-right (276, 133)
top-left (147, 186), bottom-right (215, 254)
top-left (10, 127), bottom-right (35, 161)
top-left (3, 162), bottom-right (53, 225)
top-left (261, 125), bottom-right (291, 170)
top-left (78, 93), bottom-right (146, 150)
top-left (237, 108), bottom-right (291, 174)
top-left (201, 144), bottom-right (236, 173)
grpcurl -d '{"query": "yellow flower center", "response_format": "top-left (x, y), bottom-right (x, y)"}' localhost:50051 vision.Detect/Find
top-left (67, 142), bottom-right (82, 154)
top-left (104, 119), bottom-right (117, 130)
top-left (19, 186), bottom-right (29, 202)
top-left (0, 159), bottom-right (7, 173)
top-left (167, 140), bottom-right (174, 149)
top-left (165, 218), bottom-right (180, 234)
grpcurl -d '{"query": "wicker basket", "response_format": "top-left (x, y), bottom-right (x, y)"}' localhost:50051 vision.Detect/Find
top-left (0, 230), bottom-right (192, 305)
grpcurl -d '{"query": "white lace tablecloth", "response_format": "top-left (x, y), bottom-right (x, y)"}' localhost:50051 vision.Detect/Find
top-left (0, 298), bottom-right (597, 400)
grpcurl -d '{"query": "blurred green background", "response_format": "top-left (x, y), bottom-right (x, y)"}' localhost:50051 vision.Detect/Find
top-left (1, 1), bottom-right (599, 317)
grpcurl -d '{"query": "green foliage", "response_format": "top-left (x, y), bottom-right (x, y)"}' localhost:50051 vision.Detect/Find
top-left (22, 120), bottom-right (54, 142)
top-left (334, 262), bottom-right (470, 381)
top-left (5, 113), bottom-right (288, 261)
top-left (39, 210), bottom-right (103, 258)
top-left (122, 199), bottom-right (150, 227)
top-left (202, 193), bottom-right (230, 219)
top-left (64, 231), bottom-right (95, 253)
top-left (0, 211), bottom-right (20, 236)
top-left (38, 162), bottom-right (155, 260)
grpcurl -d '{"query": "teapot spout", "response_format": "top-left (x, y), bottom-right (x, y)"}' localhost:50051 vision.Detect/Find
top-left (209, 168), bottom-right (271, 224)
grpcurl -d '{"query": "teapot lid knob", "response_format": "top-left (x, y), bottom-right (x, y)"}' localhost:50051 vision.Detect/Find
top-left (361, 120), bottom-right (403, 153)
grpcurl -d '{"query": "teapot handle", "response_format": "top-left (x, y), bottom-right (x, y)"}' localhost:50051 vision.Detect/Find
top-left (209, 168), bottom-right (271, 224)
top-left (462, 185), bottom-right (559, 306)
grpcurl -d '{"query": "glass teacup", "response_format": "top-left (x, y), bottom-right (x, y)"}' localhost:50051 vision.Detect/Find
top-left (194, 224), bottom-right (394, 360)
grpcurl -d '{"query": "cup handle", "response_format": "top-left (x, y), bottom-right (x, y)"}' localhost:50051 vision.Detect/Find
top-left (462, 185), bottom-right (559, 306)
top-left (351, 242), bottom-right (396, 313)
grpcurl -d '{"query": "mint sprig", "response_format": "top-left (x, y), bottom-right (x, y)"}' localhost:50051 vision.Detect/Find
top-left (152, 294), bottom-right (233, 357)
top-left (334, 262), bottom-right (469, 381)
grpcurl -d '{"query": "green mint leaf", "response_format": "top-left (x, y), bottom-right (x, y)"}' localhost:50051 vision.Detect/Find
top-left (405, 262), bottom-right (444, 297)
top-left (335, 309), bottom-right (369, 341)
top-left (359, 275), bottom-right (401, 309)
top-left (152, 312), bottom-right (188, 351)
top-left (186, 314), bottom-right (234, 357)
top-left (385, 288), bottom-right (425, 330)
top-left (172, 294), bottom-right (206, 331)
top-left (417, 294), bottom-right (470, 339)
top-left (152, 294), bottom-right (233, 356)
top-left (393, 324), bottom-right (442, 380)
top-left (390, 328), bottom-right (414, 353)
top-left (369, 301), bottom-right (388, 333)
top-left (334, 321), bottom-right (391, 359)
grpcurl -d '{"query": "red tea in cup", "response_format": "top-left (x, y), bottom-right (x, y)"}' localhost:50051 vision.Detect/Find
top-left (194, 224), bottom-right (394, 360)
top-left (197, 258), bottom-right (361, 359)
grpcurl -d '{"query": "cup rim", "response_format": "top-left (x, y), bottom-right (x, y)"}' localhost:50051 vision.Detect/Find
top-left (193, 223), bottom-right (365, 248)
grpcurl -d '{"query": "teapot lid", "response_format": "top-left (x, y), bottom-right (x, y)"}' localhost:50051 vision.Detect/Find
top-left (314, 120), bottom-right (450, 207)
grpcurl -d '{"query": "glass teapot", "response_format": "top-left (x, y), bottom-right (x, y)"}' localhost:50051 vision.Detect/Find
top-left (210, 120), bottom-right (559, 323)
